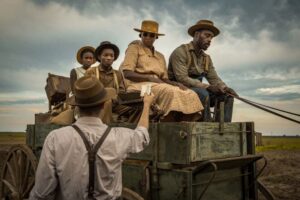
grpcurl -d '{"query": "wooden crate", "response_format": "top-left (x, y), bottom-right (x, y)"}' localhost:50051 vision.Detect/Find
top-left (45, 73), bottom-right (70, 106)
top-left (112, 122), bottom-right (255, 164)
top-left (122, 155), bottom-right (260, 200)
top-left (26, 122), bottom-right (255, 164)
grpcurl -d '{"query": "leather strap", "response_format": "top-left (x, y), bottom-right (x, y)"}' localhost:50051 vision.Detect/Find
top-left (72, 124), bottom-right (111, 199)
top-left (227, 93), bottom-right (300, 124)
top-left (113, 71), bottom-right (119, 94)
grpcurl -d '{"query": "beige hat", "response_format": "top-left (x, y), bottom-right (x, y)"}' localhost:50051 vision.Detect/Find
top-left (68, 76), bottom-right (115, 107)
top-left (76, 46), bottom-right (96, 65)
top-left (188, 20), bottom-right (220, 37)
top-left (134, 20), bottom-right (165, 36)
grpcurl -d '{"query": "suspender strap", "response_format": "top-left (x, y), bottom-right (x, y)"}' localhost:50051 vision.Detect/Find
top-left (72, 124), bottom-right (111, 199)
top-left (112, 71), bottom-right (119, 94)
top-left (96, 67), bottom-right (100, 80)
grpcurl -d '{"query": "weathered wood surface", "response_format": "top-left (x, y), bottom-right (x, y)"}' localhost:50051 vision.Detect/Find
top-left (122, 159), bottom-right (256, 200)
top-left (26, 122), bottom-right (254, 164)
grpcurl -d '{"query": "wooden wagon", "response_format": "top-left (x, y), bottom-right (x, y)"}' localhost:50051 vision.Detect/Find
top-left (0, 120), bottom-right (275, 200)
top-left (0, 74), bottom-right (274, 200)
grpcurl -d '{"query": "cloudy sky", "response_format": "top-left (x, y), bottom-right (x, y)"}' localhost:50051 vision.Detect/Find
top-left (0, 0), bottom-right (299, 135)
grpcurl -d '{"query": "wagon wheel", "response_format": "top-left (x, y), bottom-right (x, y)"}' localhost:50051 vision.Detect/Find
top-left (122, 187), bottom-right (144, 200)
top-left (0, 145), bottom-right (37, 200)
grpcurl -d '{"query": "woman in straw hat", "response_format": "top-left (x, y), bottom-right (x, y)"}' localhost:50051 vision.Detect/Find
top-left (70, 46), bottom-right (96, 94)
top-left (120, 20), bottom-right (203, 121)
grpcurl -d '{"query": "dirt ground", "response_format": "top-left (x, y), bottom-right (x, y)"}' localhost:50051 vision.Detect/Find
top-left (0, 145), bottom-right (299, 199)
top-left (257, 150), bottom-right (300, 200)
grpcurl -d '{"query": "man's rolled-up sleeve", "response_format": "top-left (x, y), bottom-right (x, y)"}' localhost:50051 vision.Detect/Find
top-left (170, 48), bottom-right (209, 88)
top-left (29, 132), bottom-right (58, 200)
top-left (127, 126), bottom-right (149, 154)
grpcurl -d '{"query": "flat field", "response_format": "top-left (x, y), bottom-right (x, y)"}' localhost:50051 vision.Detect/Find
top-left (0, 132), bottom-right (26, 145)
top-left (257, 136), bottom-right (300, 200)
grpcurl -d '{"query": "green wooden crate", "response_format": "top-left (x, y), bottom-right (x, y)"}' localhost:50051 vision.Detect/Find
top-left (122, 155), bottom-right (260, 200)
top-left (114, 122), bottom-right (253, 164)
top-left (26, 122), bottom-right (255, 164)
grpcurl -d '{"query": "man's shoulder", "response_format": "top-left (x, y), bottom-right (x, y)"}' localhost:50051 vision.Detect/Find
top-left (44, 126), bottom-right (74, 144)
top-left (49, 125), bottom-right (73, 135)
top-left (112, 126), bottom-right (147, 134)
top-left (171, 43), bottom-right (190, 56)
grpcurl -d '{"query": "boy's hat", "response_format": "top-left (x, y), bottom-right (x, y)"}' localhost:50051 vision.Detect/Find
top-left (95, 41), bottom-right (120, 62)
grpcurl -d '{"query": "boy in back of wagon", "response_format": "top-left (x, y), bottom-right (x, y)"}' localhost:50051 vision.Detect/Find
top-left (30, 76), bottom-right (154, 200)
top-left (85, 41), bottom-right (133, 124)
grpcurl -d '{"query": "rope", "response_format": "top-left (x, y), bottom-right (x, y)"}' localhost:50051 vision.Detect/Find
top-left (237, 96), bottom-right (300, 117)
top-left (227, 93), bottom-right (300, 124)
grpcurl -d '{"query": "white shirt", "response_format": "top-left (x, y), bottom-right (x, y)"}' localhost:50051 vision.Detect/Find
top-left (75, 67), bottom-right (88, 79)
top-left (29, 117), bottom-right (149, 200)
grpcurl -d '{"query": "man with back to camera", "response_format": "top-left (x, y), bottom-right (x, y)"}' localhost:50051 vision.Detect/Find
top-left (30, 76), bottom-right (154, 200)
top-left (168, 19), bottom-right (238, 122)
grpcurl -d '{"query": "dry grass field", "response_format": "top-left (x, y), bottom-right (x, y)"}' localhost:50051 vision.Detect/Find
top-left (0, 132), bottom-right (26, 145)
top-left (256, 136), bottom-right (300, 152)
top-left (257, 136), bottom-right (300, 200)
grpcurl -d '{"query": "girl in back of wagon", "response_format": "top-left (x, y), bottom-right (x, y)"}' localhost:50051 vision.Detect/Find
top-left (70, 46), bottom-right (96, 94)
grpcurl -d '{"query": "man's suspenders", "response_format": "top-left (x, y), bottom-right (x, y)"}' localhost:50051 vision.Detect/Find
top-left (72, 124), bottom-right (111, 199)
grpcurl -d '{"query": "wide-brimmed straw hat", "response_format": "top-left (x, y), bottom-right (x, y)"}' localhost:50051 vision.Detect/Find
top-left (95, 41), bottom-right (120, 62)
top-left (188, 20), bottom-right (220, 37)
top-left (68, 76), bottom-right (115, 107)
top-left (76, 46), bottom-right (96, 65)
top-left (134, 20), bottom-right (165, 36)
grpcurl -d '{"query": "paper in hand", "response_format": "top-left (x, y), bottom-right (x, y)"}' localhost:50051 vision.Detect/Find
top-left (140, 84), bottom-right (152, 97)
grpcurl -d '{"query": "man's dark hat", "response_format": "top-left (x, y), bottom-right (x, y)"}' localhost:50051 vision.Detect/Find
top-left (68, 76), bottom-right (115, 107)
top-left (95, 41), bottom-right (120, 62)
top-left (188, 20), bottom-right (220, 37)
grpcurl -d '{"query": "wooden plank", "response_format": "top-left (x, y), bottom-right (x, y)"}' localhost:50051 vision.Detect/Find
top-left (158, 122), bottom-right (190, 164)
top-left (246, 122), bottom-right (258, 200)
top-left (190, 122), bottom-right (247, 162)
top-left (125, 122), bottom-right (250, 164)
top-left (26, 125), bottom-right (35, 149)
top-left (122, 160), bottom-right (252, 200)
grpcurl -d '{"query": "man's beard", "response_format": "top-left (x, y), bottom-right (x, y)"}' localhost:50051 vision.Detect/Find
top-left (200, 41), bottom-right (210, 50)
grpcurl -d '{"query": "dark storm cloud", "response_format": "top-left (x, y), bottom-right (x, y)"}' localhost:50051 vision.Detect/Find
top-left (30, 0), bottom-right (300, 40)
top-left (1, 0), bottom-right (300, 101)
